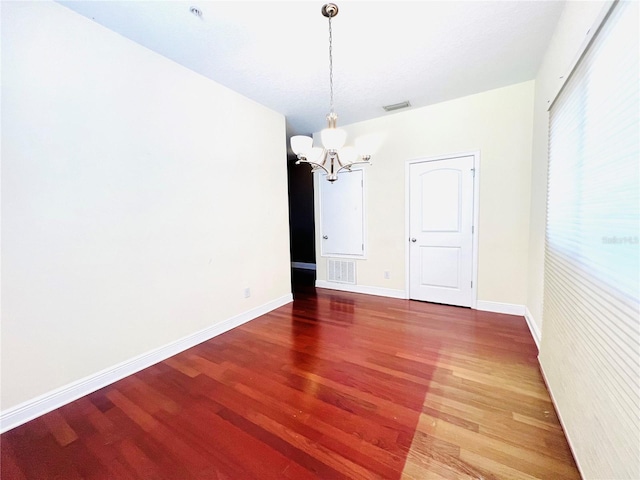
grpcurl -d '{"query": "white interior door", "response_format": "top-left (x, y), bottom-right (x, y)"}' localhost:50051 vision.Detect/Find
top-left (409, 156), bottom-right (474, 307)
top-left (319, 169), bottom-right (364, 257)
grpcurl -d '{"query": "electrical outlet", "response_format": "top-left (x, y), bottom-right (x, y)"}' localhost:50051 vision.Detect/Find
top-left (384, 271), bottom-right (390, 279)
top-left (244, 287), bottom-right (251, 298)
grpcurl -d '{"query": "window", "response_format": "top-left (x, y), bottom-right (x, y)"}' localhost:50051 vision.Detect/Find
top-left (541, 1), bottom-right (639, 478)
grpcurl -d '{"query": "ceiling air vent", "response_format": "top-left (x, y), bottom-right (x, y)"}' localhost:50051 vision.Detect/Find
top-left (382, 101), bottom-right (411, 112)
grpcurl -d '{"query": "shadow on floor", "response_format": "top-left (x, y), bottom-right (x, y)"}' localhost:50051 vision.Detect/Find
top-left (291, 267), bottom-right (316, 297)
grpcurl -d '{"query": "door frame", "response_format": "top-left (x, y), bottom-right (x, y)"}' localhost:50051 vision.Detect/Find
top-left (405, 151), bottom-right (480, 308)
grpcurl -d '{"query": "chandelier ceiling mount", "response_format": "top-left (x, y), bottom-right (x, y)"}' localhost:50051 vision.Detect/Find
top-left (321, 3), bottom-right (338, 18)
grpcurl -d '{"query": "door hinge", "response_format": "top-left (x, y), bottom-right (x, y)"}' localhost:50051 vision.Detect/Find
top-left (362, 243), bottom-right (364, 251)
top-left (472, 225), bottom-right (474, 234)
top-left (471, 168), bottom-right (476, 177)
top-left (471, 281), bottom-right (473, 288)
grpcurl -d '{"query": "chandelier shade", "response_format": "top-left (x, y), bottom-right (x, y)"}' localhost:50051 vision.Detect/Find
top-left (291, 3), bottom-right (373, 182)
top-left (320, 128), bottom-right (347, 151)
top-left (291, 135), bottom-right (313, 156)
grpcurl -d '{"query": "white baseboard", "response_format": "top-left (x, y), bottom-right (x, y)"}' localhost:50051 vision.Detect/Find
top-left (524, 307), bottom-right (542, 349)
top-left (315, 280), bottom-right (407, 299)
top-left (476, 302), bottom-right (542, 349)
top-left (538, 361), bottom-right (586, 480)
top-left (291, 262), bottom-right (316, 271)
top-left (476, 300), bottom-right (525, 316)
top-left (0, 294), bottom-right (293, 434)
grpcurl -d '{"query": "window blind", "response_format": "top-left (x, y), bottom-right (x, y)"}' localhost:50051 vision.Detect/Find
top-left (540, 1), bottom-right (639, 478)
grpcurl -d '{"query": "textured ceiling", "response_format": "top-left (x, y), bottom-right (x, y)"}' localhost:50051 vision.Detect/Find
top-left (57, 1), bottom-right (565, 135)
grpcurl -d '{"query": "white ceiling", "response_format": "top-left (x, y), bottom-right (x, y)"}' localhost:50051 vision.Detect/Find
top-left (57, 1), bottom-right (565, 136)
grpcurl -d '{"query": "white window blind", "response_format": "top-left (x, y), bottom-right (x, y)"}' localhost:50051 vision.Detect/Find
top-left (541, 1), bottom-right (639, 478)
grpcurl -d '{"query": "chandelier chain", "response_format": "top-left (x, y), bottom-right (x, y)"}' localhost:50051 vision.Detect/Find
top-left (328, 15), bottom-right (334, 114)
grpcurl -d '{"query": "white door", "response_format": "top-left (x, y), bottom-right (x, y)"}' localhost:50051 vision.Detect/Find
top-left (319, 169), bottom-right (364, 257)
top-left (409, 156), bottom-right (474, 307)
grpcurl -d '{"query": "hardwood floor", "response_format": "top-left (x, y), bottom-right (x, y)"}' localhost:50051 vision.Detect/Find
top-left (1, 286), bottom-right (580, 479)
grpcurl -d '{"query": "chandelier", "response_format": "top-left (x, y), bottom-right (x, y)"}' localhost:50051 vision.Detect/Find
top-left (290, 3), bottom-right (372, 182)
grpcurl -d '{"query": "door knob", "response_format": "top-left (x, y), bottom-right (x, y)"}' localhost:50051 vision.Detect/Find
top-left (323, 235), bottom-right (328, 239)
top-left (411, 238), bottom-right (417, 242)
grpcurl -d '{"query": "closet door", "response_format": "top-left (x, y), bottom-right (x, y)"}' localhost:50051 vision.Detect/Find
top-left (319, 169), bottom-right (364, 258)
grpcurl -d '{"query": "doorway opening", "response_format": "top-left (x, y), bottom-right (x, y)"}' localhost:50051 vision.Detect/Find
top-left (286, 145), bottom-right (316, 295)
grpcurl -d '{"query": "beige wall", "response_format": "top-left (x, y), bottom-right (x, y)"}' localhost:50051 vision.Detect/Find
top-left (315, 81), bottom-right (535, 306)
top-left (526, 0), bottom-right (609, 336)
top-left (1, 2), bottom-right (291, 410)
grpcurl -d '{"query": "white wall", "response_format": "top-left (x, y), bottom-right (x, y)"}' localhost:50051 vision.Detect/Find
top-left (526, 0), bottom-right (609, 335)
top-left (315, 81), bottom-right (535, 306)
top-left (1, 2), bottom-right (291, 411)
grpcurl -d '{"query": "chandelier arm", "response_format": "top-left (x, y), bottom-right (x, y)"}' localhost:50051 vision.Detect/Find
top-left (334, 151), bottom-right (372, 169)
top-left (298, 159), bottom-right (330, 175)
top-left (295, 150), bottom-right (331, 175)
top-left (352, 157), bottom-right (372, 165)
top-left (337, 158), bottom-right (371, 171)
top-left (335, 159), bottom-right (370, 176)
top-left (310, 164), bottom-right (330, 174)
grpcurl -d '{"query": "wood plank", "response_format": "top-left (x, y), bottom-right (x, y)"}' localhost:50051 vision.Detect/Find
top-left (41, 410), bottom-right (79, 446)
top-left (1, 288), bottom-right (580, 479)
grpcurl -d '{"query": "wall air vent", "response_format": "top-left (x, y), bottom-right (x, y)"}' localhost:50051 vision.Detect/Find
top-left (327, 259), bottom-right (356, 284)
top-left (382, 101), bottom-right (411, 112)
